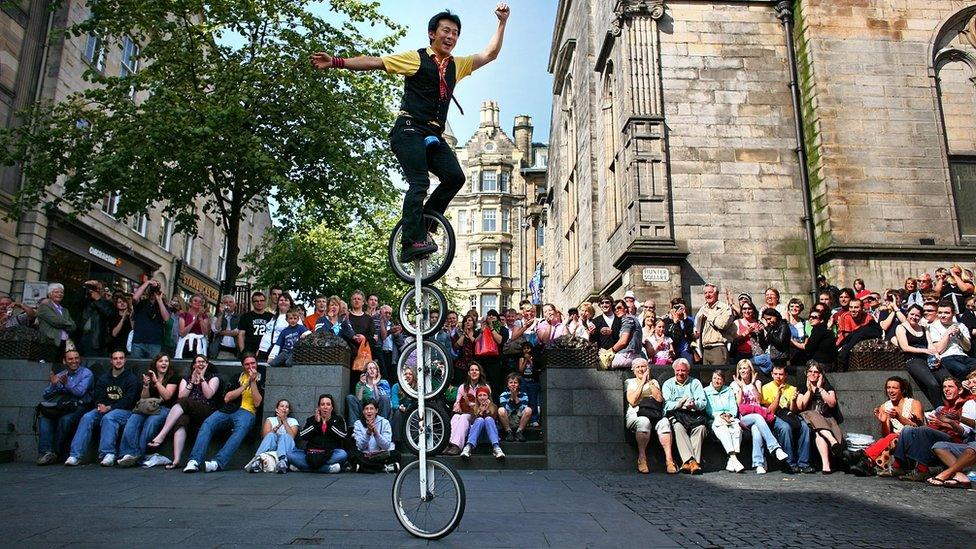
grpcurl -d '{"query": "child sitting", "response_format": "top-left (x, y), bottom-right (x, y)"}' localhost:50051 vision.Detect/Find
top-left (268, 308), bottom-right (310, 367)
top-left (498, 373), bottom-right (533, 442)
top-left (460, 386), bottom-right (505, 460)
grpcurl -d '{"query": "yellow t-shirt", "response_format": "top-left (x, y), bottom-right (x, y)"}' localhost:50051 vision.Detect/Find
top-left (238, 373), bottom-right (256, 414)
top-left (760, 381), bottom-right (796, 409)
top-left (381, 48), bottom-right (475, 83)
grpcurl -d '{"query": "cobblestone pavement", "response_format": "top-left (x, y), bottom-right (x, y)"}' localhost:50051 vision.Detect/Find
top-left (587, 468), bottom-right (976, 548)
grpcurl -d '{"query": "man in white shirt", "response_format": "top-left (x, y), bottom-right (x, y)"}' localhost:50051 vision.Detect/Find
top-left (928, 299), bottom-right (975, 379)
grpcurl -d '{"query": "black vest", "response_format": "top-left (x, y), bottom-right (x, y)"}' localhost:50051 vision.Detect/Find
top-left (400, 48), bottom-right (456, 127)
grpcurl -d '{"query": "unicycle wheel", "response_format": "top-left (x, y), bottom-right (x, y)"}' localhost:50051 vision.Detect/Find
top-left (387, 211), bottom-right (455, 285)
top-left (399, 286), bottom-right (448, 337)
top-left (392, 458), bottom-right (466, 540)
top-left (396, 340), bottom-right (451, 401)
top-left (401, 403), bottom-right (451, 456)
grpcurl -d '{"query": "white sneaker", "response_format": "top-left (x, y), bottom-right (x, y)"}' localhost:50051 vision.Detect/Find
top-left (460, 445), bottom-right (472, 459)
top-left (729, 455), bottom-right (744, 473)
top-left (100, 454), bottom-right (116, 467)
top-left (64, 456), bottom-right (79, 466)
top-left (183, 460), bottom-right (199, 473)
top-left (204, 460), bottom-right (219, 473)
top-left (774, 448), bottom-right (789, 461)
top-left (117, 454), bottom-right (140, 468)
top-left (327, 463), bottom-right (341, 474)
top-left (492, 445), bottom-right (505, 460)
top-left (756, 466), bottom-right (767, 475)
top-left (725, 458), bottom-right (735, 472)
top-left (383, 463), bottom-right (396, 473)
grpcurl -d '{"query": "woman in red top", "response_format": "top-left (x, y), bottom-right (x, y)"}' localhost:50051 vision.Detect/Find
top-left (177, 293), bottom-right (210, 358)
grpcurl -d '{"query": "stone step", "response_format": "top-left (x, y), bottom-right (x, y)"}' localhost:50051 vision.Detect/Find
top-left (435, 454), bottom-right (548, 470)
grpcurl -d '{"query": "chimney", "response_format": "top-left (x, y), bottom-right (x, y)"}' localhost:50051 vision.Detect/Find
top-left (480, 100), bottom-right (500, 129)
top-left (513, 115), bottom-right (533, 159)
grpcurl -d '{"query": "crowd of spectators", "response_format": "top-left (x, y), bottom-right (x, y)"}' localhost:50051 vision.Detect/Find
top-left (14, 263), bottom-right (976, 483)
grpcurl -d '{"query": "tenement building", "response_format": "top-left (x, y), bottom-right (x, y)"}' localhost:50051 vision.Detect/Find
top-left (544, 0), bottom-right (976, 308)
top-left (444, 101), bottom-right (549, 313)
top-left (0, 1), bottom-right (271, 314)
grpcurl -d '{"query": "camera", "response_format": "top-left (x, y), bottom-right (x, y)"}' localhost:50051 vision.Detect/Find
top-left (84, 282), bottom-right (99, 293)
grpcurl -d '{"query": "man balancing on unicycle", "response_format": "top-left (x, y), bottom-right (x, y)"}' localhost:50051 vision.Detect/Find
top-left (311, 3), bottom-right (510, 264)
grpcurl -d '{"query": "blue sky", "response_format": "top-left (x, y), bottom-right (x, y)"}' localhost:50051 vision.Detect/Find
top-left (314, 0), bottom-right (556, 143)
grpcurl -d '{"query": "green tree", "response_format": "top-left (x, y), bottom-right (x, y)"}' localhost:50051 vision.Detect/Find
top-left (243, 207), bottom-right (409, 305)
top-left (0, 0), bottom-right (404, 291)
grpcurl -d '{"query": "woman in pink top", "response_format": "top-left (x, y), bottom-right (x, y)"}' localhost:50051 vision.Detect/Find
top-left (444, 363), bottom-right (490, 455)
top-left (177, 293), bottom-right (211, 358)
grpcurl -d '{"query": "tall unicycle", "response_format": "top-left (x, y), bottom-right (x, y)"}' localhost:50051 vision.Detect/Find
top-left (389, 212), bottom-right (465, 540)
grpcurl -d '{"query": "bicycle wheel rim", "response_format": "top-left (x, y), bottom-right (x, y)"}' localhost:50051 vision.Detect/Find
top-left (399, 286), bottom-right (447, 337)
top-left (406, 406), bottom-right (446, 455)
top-left (392, 459), bottom-right (465, 540)
top-left (387, 213), bottom-right (455, 285)
top-left (396, 341), bottom-right (451, 401)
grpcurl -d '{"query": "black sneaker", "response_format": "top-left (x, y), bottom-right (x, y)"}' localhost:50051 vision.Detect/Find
top-left (505, 430), bottom-right (515, 442)
top-left (515, 430), bottom-right (526, 442)
top-left (399, 241), bottom-right (438, 264)
top-left (801, 466), bottom-right (816, 474)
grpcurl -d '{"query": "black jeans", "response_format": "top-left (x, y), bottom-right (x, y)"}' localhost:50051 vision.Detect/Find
top-left (905, 356), bottom-right (951, 408)
top-left (389, 116), bottom-right (465, 246)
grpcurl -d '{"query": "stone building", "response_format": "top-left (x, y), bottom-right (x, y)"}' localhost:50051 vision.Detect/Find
top-left (544, 0), bottom-right (976, 310)
top-left (444, 101), bottom-right (548, 314)
top-left (0, 0), bottom-right (271, 315)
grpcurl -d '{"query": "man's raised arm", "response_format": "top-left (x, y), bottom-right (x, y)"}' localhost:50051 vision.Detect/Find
top-left (473, 3), bottom-right (510, 71)
top-left (310, 52), bottom-right (385, 71)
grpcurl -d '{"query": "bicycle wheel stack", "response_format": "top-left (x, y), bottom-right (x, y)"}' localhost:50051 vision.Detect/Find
top-left (388, 212), bottom-right (465, 540)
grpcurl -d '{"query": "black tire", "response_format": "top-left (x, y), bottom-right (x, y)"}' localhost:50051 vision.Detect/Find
top-left (391, 458), bottom-right (465, 540)
top-left (396, 340), bottom-right (451, 401)
top-left (400, 403), bottom-right (451, 456)
top-left (387, 211), bottom-right (456, 285)
top-left (399, 286), bottom-right (447, 338)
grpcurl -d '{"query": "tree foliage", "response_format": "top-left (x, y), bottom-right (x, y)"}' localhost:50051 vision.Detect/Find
top-left (243, 207), bottom-right (409, 306)
top-left (0, 0), bottom-right (404, 290)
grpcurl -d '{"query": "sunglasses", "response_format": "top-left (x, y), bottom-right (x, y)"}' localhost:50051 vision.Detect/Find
top-left (600, 301), bottom-right (612, 305)
top-left (809, 314), bottom-right (820, 319)
top-left (614, 306), bottom-right (625, 310)
top-left (924, 309), bottom-right (936, 313)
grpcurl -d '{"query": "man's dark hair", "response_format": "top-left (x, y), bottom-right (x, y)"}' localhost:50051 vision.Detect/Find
top-left (428, 10), bottom-right (461, 35)
top-left (772, 364), bottom-right (787, 372)
top-left (251, 291), bottom-right (265, 299)
top-left (839, 287), bottom-right (855, 299)
top-left (937, 298), bottom-right (956, 313)
top-left (361, 398), bottom-right (378, 410)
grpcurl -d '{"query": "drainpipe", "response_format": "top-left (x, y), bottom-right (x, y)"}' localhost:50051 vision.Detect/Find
top-left (776, 1), bottom-right (819, 303)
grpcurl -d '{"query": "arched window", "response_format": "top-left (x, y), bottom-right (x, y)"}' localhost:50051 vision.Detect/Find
top-left (933, 9), bottom-right (976, 237)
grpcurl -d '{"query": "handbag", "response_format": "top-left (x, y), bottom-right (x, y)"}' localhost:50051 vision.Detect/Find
top-left (597, 348), bottom-right (614, 370)
top-left (135, 397), bottom-right (163, 415)
top-left (637, 397), bottom-right (663, 422)
top-left (502, 336), bottom-right (525, 356)
top-left (475, 328), bottom-right (499, 357)
top-left (351, 338), bottom-right (372, 372)
top-left (666, 408), bottom-right (708, 431)
top-left (36, 394), bottom-right (79, 420)
top-left (738, 402), bottom-right (774, 423)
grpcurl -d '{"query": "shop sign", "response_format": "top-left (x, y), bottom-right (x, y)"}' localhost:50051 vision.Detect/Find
top-left (179, 271), bottom-right (220, 302)
top-left (641, 267), bottom-right (670, 282)
top-left (88, 246), bottom-right (123, 267)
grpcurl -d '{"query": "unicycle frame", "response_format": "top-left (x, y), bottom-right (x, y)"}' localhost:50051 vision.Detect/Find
top-left (414, 257), bottom-right (431, 500)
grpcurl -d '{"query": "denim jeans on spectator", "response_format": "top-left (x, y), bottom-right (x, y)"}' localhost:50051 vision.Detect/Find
top-left (905, 357), bottom-right (951, 408)
top-left (285, 448), bottom-right (347, 472)
top-left (739, 413), bottom-right (783, 468)
top-left (771, 416), bottom-right (810, 468)
top-left (466, 416), bottom-right (500, 447)
top-left (254, 430), bottom-right (297, 457)
top-left (522, 379), bottom-right (542, 422)
top-left (118, 406), bottom-right (170, 458)
top-left (69, 408), bottom-right (132, 459)
top-left (346, 394), bottom-right (392, 426)
top-left (940, 355), bottom-right (976, 379)
top-left (187, 408), bottom-right (256, 470)
top-left (130, 343), bottom-right (161, 359)
top-left (268, 349), bottom-right (294, 367)
top-left (751, 354), bottom-right (774, 375)
top-left (37, 408), bottom-right (86, 456)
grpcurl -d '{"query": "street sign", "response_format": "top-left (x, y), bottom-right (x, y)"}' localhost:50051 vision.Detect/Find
top-left (641, 268), bottom-right (669, 282)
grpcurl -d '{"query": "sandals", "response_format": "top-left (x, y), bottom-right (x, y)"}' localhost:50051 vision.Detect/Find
top-left (926, 476), bottom-right (947, 487)
top-left (164, 462), bottom-right (181, 470)
top-left (666, 460), bottom-right (678, 474)
top-left (147, 439), bottom-right (162, 449)
top-left (637, 457), bottom-right (649, 474)
top-left (943, 478), bottom-right (973, 489)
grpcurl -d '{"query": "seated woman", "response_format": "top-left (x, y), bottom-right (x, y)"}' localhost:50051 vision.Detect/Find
top-left (731, 360), bottom-right (788, 474)
top-left (848, 376), bottom-right (923, 477)
top-left (117, 353), bottom-right (180, 467)
top-left (929, 373), bottom-right (976, 487)
top-left (146, 355), bottom-right (221, 469)
top-left (892, 377), bottom-right (975, 481)
top-left (785, 298), bottom-right (806, 366)
top-left (896, 304), bottom-right (947, 407)
top-left (351, 399), bottom-right (400, 473)
top-left (345, 360), bottom-right (392, 426)
top-left (704, 369), bottom-right (744, 473)
top-left (789, 308), bottom-right (837, 371)
top-left (459, 387), bottom-right (506, 460)
top-left (390, 366), bottom-right (417, 443)
top-left (282, 394), bottom-right (348, 474)
top-left (643, 319), bottom-right (674, 367)
top-left (244, 398), bottom-right (299, 473)
top-left (796, 362), bottom-right (844, 474)
top-left (445, 362), bottom-right (489, 456)
top-left (625, 358), bottom-right (669, 474)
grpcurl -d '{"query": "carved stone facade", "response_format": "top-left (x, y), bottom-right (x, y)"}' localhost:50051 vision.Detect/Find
top-left (0, 1), bottom-right (271, 310)
top-left (444, 101), bottom-right (548, 314)
top-left (544, 0), bottom-right (976, 310)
